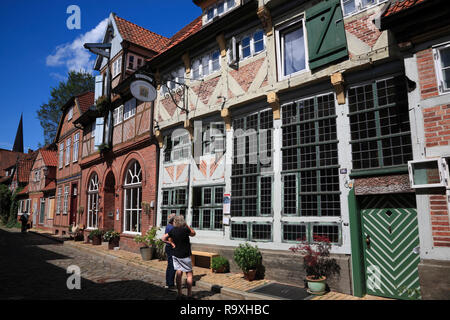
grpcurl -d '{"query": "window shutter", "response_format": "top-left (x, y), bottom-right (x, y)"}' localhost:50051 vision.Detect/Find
top-left (305, 0), bottom-right (348, 70)
top-left (94, 75), bottom-right (103, 101)
top-left (94, 117), bottom-right (104, 149)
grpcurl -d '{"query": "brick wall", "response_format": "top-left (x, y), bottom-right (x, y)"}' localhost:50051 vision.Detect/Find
top-left (429, 195), bottom-right (450, 247)
top-left (423, 104), bottom-right (450, 148)
top-left (79, 142), bottom-right (158, 254)
top-left (417, 48), bottom-right (439, 100)
top-left (344, 12), bottom-right (382, 48)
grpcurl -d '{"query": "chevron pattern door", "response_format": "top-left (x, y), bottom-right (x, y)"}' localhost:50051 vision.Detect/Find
top-left (360, 194), bottom-right (421, 300)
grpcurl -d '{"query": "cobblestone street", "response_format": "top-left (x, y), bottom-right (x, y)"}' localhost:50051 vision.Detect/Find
top-left (0, 228), bottom-right (234, 300)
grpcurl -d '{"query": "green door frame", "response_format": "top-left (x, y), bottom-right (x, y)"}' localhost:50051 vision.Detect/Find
top-left (348, 188), bottom-right (366, 297)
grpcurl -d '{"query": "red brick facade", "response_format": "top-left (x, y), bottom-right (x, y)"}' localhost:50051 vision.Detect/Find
top-left (417, 48), bottom-right (439, 100)
top-left (345, 13), bottom-right (382, 48)
top-left (423, 104), bottom-right (450, 148)
top-left (429, 195), bottom-right (450, 247)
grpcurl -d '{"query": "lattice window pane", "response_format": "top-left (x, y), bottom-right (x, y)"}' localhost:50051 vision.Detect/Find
top-left (203, 209), bottom-right (211, 229)
top-left (300, 194), bottom-right (318, 216)
top-left (320, 194), bottom-right (341, 217)
top-left (312, 224), bottom-right (340, 243)
top-left (214, 209), bottom-right (223, 229)
top-left (252, 224), bottom-right (272, 241)
top-left (260, 176), bottom-right (272, 216)
top-left (215, 187), bottom-right (224, 204)
top-left (231, 223), bottom-right (248, 239)
top-left (283, 224), bottom-right (307, 242)
top-left (192, 209), bottom-right (200, 228)
top-left (283, 175), bottom-right (297, 215)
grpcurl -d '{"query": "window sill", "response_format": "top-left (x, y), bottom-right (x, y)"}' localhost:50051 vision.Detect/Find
top-left (278, 68), bottom-right (309, 82)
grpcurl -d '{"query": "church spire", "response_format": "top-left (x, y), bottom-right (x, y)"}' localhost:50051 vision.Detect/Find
top-left (12, 114), bottom-right (24, 153)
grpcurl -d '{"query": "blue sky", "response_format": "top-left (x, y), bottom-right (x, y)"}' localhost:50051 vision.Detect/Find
top-left (0, 0), bottom-right (201, 151)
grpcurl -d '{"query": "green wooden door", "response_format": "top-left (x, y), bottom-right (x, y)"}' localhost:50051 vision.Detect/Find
top-left (360, 194), bottom-right (421, 300)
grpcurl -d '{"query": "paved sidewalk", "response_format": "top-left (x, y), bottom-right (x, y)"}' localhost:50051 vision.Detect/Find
top-left (30, 228), bottom-right (392, 301)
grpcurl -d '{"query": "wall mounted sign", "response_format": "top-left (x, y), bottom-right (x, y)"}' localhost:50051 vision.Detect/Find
top-left (130, 74), bottom-right (157, 102)
top-left (223, 194), bottom-right (231, 215)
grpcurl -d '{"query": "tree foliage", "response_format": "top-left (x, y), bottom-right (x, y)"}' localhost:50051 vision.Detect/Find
top-left (0, 184), bottom-right (12, 224)
top-left (37, 71), bottom-right (95, 145)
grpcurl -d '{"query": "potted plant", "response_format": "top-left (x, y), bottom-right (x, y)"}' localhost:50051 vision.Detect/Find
top-left (233, 243), bottom-right (262, 281)
top-left (103, 230), bottom-right (120, 250)
top-left (88, 229), bottom-right (103, 246)
top-left (154, 239), bottom-right (166, 261)
top-left (211, 256), bottom-right (230, 273)
top-left (290, 235), bottom-right (341, 295)
top-left (95, 95), bottom-right (111, 115)
top-left (134, 226), bottom-right (160, 261)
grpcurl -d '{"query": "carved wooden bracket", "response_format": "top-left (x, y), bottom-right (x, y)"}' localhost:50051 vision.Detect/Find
top-left (155, 130), bottom-right (164, 148)
top-left (182, 53), bottom-right (191, 75)
top-left (257, 6), bottom-right (273, 37)
top-left (221, 108), bottom-right (232, 131)
top-left (216, 33), bottom-right (227, 57)
top-left (184, 119), bottom-right (194, 139)
top-left (267, 91), bottom-right (280, 120)
top-left (331, 72), bottom-right (345, 105)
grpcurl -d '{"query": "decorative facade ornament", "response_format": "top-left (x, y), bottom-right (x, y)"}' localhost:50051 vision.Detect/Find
top-left (267, 91), bottom-right (280, 120)
top-left (331, 72), bottom-right (346, 105)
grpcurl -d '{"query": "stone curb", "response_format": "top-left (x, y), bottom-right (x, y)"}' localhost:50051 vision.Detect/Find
top-left (61, 241), bottom-right (281, 300)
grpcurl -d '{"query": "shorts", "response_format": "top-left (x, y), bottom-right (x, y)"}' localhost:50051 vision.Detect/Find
top-left (173, 256), bottom-right (193, 272)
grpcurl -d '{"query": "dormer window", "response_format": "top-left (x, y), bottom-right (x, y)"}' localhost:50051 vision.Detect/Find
top-left (205, 0), bottom-right (236, 23)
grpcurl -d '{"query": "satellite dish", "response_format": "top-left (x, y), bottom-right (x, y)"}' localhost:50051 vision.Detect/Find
top-left (130, 79), bottom-right (157, 102)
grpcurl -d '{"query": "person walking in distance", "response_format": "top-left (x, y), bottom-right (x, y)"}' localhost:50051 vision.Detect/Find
top-left (162, 215), bottom-right (196, 300)
top-left (20, 212), bottom-right (29, 233)
top-left (164, 214), bottom-right (176, 289)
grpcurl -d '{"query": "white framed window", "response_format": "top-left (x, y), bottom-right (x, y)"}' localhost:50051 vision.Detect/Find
top-left (205, 0), bottom-right (236, 22)
top-left (231, 29), bottom-right (266, 62)
top-left (162, 66), bottom-right (186, 95)
top-left (65, 138), bottom-right (71, 166)
top-left (56, 187), bottom-right (62, 215)
top-left (63, 185), bottom-right (69, 215)
top-left (164, 130), bottom-right (191, 162)
top-left (68, 107), bottom-right (73, 121)
top-left (112, 56), bottom-right (122, 78)
top-left (191, 49), bottom-right (221, 80)
top-left (73, 133), bottom-right (79, 163)
top-left (59, 143), bottom-right (64, 169)
top-left (123, 161), bottom-right (142, 234)
top-left (341, 0), bottom-right (388, 17)
top-left (113, 105), bottom-right (124, 126)
top-left (433, 43), bottom-right (450, 94)
top-left (127, 53), bottom-right (143, 70)
top-left (276, 17), bottom-right (308, 80)
top-left (34, 170), bottom-right (40, 182)
top-left (123, 98), bottom-right (136, 120)
top-left (87, 174), bottom-right (99, 229)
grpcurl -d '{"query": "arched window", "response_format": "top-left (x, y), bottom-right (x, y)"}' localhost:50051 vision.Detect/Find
top-left (123, 161), bottom-right (142, 233)
top-left (87, 174), bottom-right (99, 229)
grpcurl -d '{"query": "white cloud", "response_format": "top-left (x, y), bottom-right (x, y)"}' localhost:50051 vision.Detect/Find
top-left (46, 18), bottom-right (108, 72)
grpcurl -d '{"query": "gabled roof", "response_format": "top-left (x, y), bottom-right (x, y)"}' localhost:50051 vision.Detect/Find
top-left (77, 91), bottom-right (95, 114)
top-left (16, 155), bottom-right (37, 184)
top-left (54, 91), bottom-right (94, 144)
top-left (113, 14), bottom-right (171, 54)
top-left (40, 149), bottom-right (57, 167)
top-left (382, 0), bottom-right (428, 17)
top-left (164, 16), bottom-right (203, 52)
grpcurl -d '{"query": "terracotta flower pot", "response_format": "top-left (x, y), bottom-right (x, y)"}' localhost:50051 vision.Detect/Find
top-left (108, 238), bottom-right (119, 250)
top-left (306, 276), bottom-right (327, 295)
top-left (244, 269), bottom-right (257, 281)
top-left (92, 235), bottom-right (102, 246)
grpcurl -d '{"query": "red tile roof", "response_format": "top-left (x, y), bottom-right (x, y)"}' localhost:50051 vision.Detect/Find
top-left (114, 14), bottom-right (171, 53)
top-left (77, 91), bottom-right (95, 114)
top-left (40, 150), bottom-right (57, 167)
top-left (0, 149), bottom-right (22, 175)
top-left (383, 0), bottom-right (428, 17)
top-left (17, 185), bottom-right (29, 195)
top-left (43, 181), bottom-right (56, 192)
